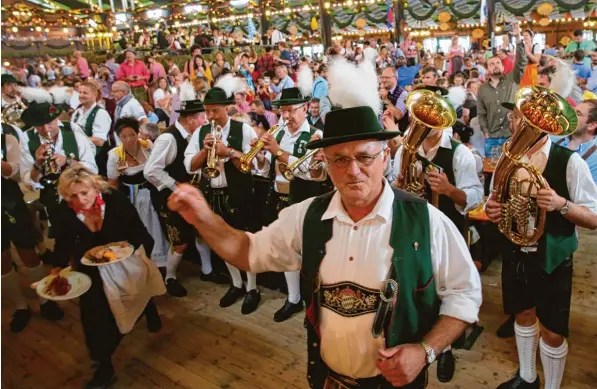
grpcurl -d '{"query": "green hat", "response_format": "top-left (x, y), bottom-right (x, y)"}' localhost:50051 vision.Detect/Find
top-left (175, 99), bottom-right (204, 114)
top-left (21, 102), bottom-right (62, 128)
top-left (203, 87), bottom-right (234, 105)
top-left (272, 87), bottom-right (310, 107)
top-left (307, 106), bottom-right (400, 149)
top-left (1, 74), bottom-right (18, 86)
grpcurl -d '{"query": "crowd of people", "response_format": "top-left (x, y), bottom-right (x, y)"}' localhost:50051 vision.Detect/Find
top-left (2, 22), bottom-right (597, 389)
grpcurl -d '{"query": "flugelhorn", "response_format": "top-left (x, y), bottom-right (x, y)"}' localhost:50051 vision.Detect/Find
top-left (203, 120), bottom-right (223, 179)
top-left (239, 122), bottom-right (287, 173)
top-left (397, 87), bottom-right (456, 206)
top-left (492, 86), bottom-right (577, 246)
top-left (278, 148), bottom-right (322, 181)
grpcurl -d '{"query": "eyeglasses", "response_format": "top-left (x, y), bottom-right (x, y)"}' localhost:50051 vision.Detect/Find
top-left (325, 148), bottom-right (386, 169)
top-left (280, 104), bottom-right (306, 114)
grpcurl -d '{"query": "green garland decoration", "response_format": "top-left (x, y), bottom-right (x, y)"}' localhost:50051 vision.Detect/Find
top-left (448, 0), bottom-right (481, 19)
top-left (294, 13), bottom-right (315, 31)
top-left (2, 42), bottom-right (34, 50)
top-left (364, 11), bottom-right (389, 24)
top-left (330, 12), bottom-right (358, 28)
top-left (496, 0), bottom-right (535, 15)
top-left (405, 3), bottom-right (438, 21)
top-left (552, 0), bottom-right (588, 10)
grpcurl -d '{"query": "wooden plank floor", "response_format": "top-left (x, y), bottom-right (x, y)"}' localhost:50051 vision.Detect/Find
top-left (2, 228), bottom-right (596, 389)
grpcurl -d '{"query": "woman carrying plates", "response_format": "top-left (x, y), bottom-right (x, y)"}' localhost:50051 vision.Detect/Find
top-left (54, 166), bottom-right (166, 389)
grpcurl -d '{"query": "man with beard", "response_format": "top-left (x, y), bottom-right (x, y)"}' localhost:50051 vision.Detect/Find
top-left (1, 74), bottom-right (22, 109)
top-left (477, 22), bottom-right (527, 156)
top-left (554, 99), bottom-right (597, 184)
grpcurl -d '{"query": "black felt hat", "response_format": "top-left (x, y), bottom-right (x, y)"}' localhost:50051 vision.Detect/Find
top-left (1, 74), bottom-right (18, 86)
top-left (203, 87), bottom-right (234, 105)
top-left (272, 87), bottom-right (311, 107)
top-left (21, 101), bottom-right (62, 128)
top-left (175, 99), bottom-right (205, 114)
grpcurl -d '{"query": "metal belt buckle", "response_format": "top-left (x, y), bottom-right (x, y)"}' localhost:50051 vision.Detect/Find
top-left (324, 375), bottom-right (359, 389)
top-left (380, 279), bottom-right (399, 303)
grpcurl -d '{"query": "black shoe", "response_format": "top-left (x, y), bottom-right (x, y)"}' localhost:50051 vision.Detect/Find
top-left (496, 371), bottom-right (540, 389)
top-left (10, 309), bottom-right (31, 333)
top-left (436, 350), bottom-right (455, 382)
top-left (200, 271), bottom-right (229, 285)
top-left (85, 364), bottom-right (117, 389)
top-left (241, 289), bottom-right (261, 315)
top-left (145, 307), bottom-right (162, 333)
top-left (219, 286), bottom-right (245, 308)
top-left (497, 315), bottom-right (516, 338)
top-left (165, 278), bottom-right (187, 297)
top-left (273, 300), bottom-right (303, 322)
top-left (40, 301), bottom-right (64, 321)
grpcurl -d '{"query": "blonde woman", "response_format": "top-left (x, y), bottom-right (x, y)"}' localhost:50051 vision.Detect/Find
top-left (55, 166), bottom-right (165, 388)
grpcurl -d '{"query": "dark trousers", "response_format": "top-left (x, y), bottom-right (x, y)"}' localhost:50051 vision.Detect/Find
top-left (154, 108), bottom-right (170, 125)
top-left (321, 367), bottom-right (427, 389)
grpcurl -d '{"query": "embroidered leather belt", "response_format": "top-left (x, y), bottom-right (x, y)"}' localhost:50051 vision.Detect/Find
top-left (321, 282), bottom-right (380, 317)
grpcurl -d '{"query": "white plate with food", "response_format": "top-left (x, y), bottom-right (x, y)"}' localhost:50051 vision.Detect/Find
top-left (81, 241), bottom-right (134, 267)
top-left (35, 268), bottom-right (92, 301)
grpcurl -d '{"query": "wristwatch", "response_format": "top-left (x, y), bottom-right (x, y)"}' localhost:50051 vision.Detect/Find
top-left (419, 341), bottom-right (436, 364)
top-left (275, 149), bottom-right (284, 158)
top-left (229, 149), bottom-right (236, 158)
top-left (560, 200), bottom-right (570, 215)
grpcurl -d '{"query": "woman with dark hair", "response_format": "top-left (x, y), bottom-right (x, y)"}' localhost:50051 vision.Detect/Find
top-left (107, 117), bottom-right (170, 269)
top-left (152, 77), bottom-right (172, 124)
top-left (189, 55), bottom-right (213, 86)
top-left (55, 166), bottom-right (165, 389)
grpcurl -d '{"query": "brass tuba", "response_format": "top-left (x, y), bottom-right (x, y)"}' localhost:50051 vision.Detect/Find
top-left (397, 88), bottom-right (456, 206)
top-left (278, 148), bottom-right (322, 181)
top-left (203, 120), bottom-right (223, 179)
top-left (492, 86), bottom-right (577, 246)
top-left (1, 100), bottom-right (27, 128)
top-left (239, 122), bottom-right (287, 173)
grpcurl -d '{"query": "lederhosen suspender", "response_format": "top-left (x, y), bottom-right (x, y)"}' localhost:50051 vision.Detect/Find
top-left (555, 138), bottom-right (597, 161)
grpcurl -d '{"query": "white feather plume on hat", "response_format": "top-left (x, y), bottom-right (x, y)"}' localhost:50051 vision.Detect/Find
top-left (447, 86), bottom-right (467, 109)
top-left (179, 81), bottom-right (196, 102)
top-left (548, 58), bottom-right (582, 104)
top-left (328, 57), bottom-right (381, 116)
top-left (297, 65), bottom-right (314, 98)
top-left (363, 47), bottom-right (377, 66)
top-left (48, 87), bottom-right (72, 105)
top-left (214, 74), bottom-right (245, 98)
top-left (19, 87), bottom-right (53, 104)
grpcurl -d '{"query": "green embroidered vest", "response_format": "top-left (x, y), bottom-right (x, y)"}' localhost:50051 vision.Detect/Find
top-left (73, 105), bottom-right (104, 153)
top-left (27, 123), bottom-right (80, 161)
top-left (198, 119), bottom-right (254, 205)
top-left (538, 143), bottom-right (577, 274)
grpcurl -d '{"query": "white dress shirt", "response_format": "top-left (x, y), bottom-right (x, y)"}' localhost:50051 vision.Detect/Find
top-left (3, 122), bottom-right (25, 144)
top-left (390, 132), bottom-right (483, 214)
top-left (259, 119), bottom-right (325, 194)
top-left (247, 180), bottom-right (482, 378)
top-left (116, 98), bottom-right (148, 122)
top-left (144, 121), bottom-right (190, 192)
top-left (20, 128), bottom-right (98, 189)
top-left (183, 118), bottom-right (258, 189)
top-left (2, 133), bottom-right (20, 180)
top-left (72, 103), bottom-right (112, 155)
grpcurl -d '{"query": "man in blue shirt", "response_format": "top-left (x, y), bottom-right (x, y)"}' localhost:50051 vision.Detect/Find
top-left (586, 51), bottom-right (597, 94)
top-left (395, 56), bottom-right (421, 88)
top-left (311, 64), bottom-right (329, 99)
top-left (554, 99), bottom-right (597, 184)
top-left (270, 64), bottom-right (294, 101)
top-left (571, 50), bottom-right (592, 82)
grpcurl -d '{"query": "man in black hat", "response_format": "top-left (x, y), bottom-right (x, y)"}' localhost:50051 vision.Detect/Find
top-left (144, 97), bottom-right (224, 298)
top-left (19, 101), bottom-right (98, 263)
top-left (184, 80), bottom-right (262, 314)
top-left (1, 74), bottom-right (21, 110)
top-left (485, 91), bottom-right (597, 389)
top-left (256, 86), bottom-right (328, 322)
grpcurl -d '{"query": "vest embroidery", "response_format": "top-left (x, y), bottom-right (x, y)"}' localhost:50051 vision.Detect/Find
top-left (321, 282), bottom-right (380, 317)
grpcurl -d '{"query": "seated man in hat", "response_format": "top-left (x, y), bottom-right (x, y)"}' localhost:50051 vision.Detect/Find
top-left (169, 56), bottom-right (481, 389)
top-left (184, 75), bottom-right (262, 314)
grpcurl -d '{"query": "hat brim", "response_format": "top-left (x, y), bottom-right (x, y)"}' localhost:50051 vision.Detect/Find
top-left (203, 99), bottom-right (234, 106)
top-left (175, 107), bottom-right (205, 114)
top-left (22, 108), bottom-right (62, 128)
top-left (306, 131), bottom-right (401, 149)
top-left (272, 98), bottom-right (310, 107)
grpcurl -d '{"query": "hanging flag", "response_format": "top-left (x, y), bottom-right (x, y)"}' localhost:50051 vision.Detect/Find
top-left (386, 0), bottom-right (393, 28)
top-left (247, 16), bottom-right (256, 40)
top-left (480, 0), bottom-right (487, 25)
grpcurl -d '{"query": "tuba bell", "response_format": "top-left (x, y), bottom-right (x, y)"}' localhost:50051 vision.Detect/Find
top-left (203, 120), bottom-right (223, 179)
top-left (239, 122), bottom-right (287, 173)
top-left (1, 100), bottom-right (27, 128)
top-left (491, 86), bottom-right (577, 246)
top-left (397, 87), bottom-right (456, 206)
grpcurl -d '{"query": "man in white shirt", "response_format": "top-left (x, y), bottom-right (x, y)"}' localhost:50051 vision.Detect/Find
top-left (71, 81), bottom-right (112, 175)
top-left (256, 87), bottom-right (329, 322)
top-left (486, 97), bottom-right (597, 389)
top-left (69, 78), bottom-right (82, 111)
top-left (144, 99), bottom-right (224, 298)
top-left (184, 83), bottom-right (262, 315)
top-left (111, 81), bottom-right (148, 146)
top-left (169, 104), bottom-right (482, 389)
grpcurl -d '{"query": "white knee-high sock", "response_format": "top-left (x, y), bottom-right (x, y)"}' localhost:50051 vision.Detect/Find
top-left (166, 251), bottom-right (183, 280)
top-left (2, 270), bottom-right (28, 310)
top-left (284, 271), bottom-right (301, 304)
top-left (540, 337), bottom-right (568, 389)
top-left (195, 240), bottom-right (213, 275)
top-left (515, 320), bottom-right (539, 383)
top-left (27, 262), bottom-right (47, 304)
top-left (246, 272), bottom-right (257, 292)
top-left (225, 263), bottom-right (244, 288)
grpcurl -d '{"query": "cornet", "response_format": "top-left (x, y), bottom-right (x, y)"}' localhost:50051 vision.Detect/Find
top-left (203, 120), bottom-right (223, 179)
top-left (239, 122), bottom-right (287, 173)
top-left (278, 148), bottom-right (322, 181)
top-left (39, 134), bottom-right (61, 185)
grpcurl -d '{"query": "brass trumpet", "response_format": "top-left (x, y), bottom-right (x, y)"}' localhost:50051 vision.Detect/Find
top-left (398, 88), bottom-right (456, 206)
top-left (239, 122), bottom-right (287, 173)
top-left (278, 148), bottom-right (322, 181)
top-left (203, 120), bottom-right (223, 179)
top-left (492, 86), bottom-right (577, 246)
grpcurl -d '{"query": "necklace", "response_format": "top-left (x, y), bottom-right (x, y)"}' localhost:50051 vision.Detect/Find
top-left (125, 146), bottom-right (141, 164)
